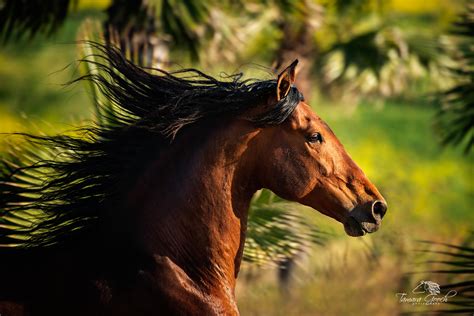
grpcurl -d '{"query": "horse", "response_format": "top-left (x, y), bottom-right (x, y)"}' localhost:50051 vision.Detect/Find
top-left (0, 43), bottom-right (387, 316)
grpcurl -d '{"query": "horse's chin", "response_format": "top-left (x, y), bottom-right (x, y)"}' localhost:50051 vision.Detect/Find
top-left (343, 216), bottom-right (367, 237)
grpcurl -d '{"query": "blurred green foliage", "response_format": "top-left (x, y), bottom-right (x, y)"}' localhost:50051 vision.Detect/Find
top-left (0, 1), bottom-right (472, 315)
top-left (435, 3), bottom-right (474, 153)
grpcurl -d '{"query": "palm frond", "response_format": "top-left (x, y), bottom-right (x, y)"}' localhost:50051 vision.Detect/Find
top-left (405, 233), bottom-right (474, 315)
top-left (157, 0), bottom-right (209, 60)
top-left (319, 26), bottom-right (440, 99)
top-left (244, 189), bottom-right (327, 267)
top-left (0, 0), bottom-right (76, 42)
top-left (104, 0), bottom-right (169, 68)
top-left (435, 1), bottom-right (474, 153)
top-left (103, 0), bottom-right (215, 62)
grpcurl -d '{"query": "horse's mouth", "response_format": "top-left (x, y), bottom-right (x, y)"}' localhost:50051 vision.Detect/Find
top-left (343, 216), bottom-right (369, 237)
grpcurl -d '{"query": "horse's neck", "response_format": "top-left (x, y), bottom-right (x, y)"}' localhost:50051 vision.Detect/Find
top-left (126, 120), bottom-right (260, 296)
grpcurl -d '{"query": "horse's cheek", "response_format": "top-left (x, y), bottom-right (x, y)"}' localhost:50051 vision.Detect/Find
top-left (271, 149), bottom-right (313, 199)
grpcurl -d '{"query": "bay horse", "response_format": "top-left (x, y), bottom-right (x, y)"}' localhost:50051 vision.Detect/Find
top-left (0, 44), bottom-right (387, 316)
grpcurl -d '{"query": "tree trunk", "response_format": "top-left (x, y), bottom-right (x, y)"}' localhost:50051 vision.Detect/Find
top-left (273, 2), bottom-right (323, 102)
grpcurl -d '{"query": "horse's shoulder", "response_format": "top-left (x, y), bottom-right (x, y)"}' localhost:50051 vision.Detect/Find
top-left (131, 255), bottom-right (238, 315)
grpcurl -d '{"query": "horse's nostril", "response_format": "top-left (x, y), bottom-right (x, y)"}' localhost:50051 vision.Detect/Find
top-left (372, 200), bottom-right (387, 220)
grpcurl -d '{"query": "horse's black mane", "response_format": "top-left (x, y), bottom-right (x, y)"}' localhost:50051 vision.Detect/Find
top-left (0, 42), bottom-right (303, 248)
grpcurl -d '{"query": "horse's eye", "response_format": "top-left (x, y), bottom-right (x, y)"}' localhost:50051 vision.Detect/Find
top-left (307, 132), bottom-right (323, 144)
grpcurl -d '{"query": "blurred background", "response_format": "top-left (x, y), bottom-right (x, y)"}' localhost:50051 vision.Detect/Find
top-left (0, 0), bottom-right (472, 315)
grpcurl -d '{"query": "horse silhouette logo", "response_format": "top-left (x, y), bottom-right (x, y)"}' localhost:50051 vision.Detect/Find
top-left (412, 280), bottom-right (441, 295)
top-left (397, 280), bottom-right (457, 305)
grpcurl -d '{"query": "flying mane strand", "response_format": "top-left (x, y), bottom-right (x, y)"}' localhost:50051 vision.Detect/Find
top-left (0, 41), bottom-right (304, 248)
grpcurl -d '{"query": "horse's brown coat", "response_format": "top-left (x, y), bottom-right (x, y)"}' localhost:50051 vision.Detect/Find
top-left (0, 64), bottom-right (386, 315)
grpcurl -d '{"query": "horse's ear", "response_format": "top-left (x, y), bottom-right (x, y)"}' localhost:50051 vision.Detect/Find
top-left (276, 59), bottom-right (298, 101)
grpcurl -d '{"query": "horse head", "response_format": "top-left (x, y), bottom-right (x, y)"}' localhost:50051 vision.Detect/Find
top-left (253, 61), bottom-right (387, 237)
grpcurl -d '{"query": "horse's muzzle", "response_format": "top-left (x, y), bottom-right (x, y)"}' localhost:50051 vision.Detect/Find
top-left (343, 200), bottom-right (387, 237)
